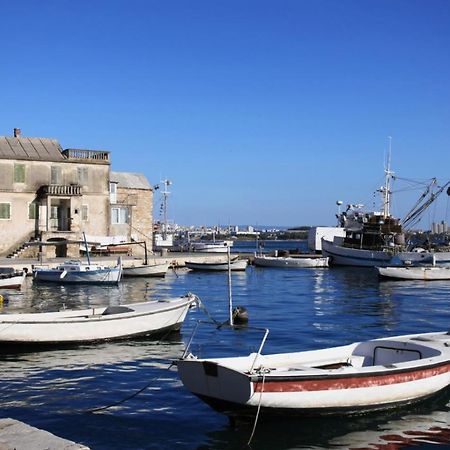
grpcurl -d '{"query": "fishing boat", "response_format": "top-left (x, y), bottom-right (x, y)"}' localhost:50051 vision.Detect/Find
top-left (321, 148), bottom-right (450, 267)
top-left (177, 330), bottom-right (450, 417)
top-left (185, 258), bottom-right (248, 272)
top-left (122, 241), bottom-right (170, 277)
top-left (376, 264), bottom-right (450, 280)
top-left (0, 294), bottom-right (197, 345)
top-left (253, 254), bottom-right (329, 268)
top-left (0, 268), bottom-right (28, 289)
top-left (33, 258), bottom-right (122, 285)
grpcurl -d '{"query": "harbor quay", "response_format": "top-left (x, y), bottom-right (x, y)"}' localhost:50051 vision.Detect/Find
top-left (0, 251), bottom-right (256, 274)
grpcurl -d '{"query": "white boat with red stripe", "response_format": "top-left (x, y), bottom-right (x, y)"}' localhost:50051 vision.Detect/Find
top-left (177, 330), bottom-right (450, 416)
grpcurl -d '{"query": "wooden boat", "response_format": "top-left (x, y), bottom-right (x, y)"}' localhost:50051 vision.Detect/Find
top-left (33, 258), bottom-right (122, 285)
top-left (123, 261), bottom-right (170, 277)
top-left (377, 265), bottom-right (450, 280)
top-left (177, 330), bottom-right (450, 417)
top-left (185, 258), bottom-right (248, 272)
top-left (0, 268), bottom-right (28, 289)
top-left (0, 294), bottom-right (197, 345)
top-left (253, 255), bottom-right (329, 268)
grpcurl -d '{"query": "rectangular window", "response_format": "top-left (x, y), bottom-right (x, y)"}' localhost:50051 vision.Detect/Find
top-left (111, 206), bottom-right (128, 224)
top-left (28, 202), bottom-right (39, 220)
top-left (14, 164), bottom-right (25, 183)
top-left (109, 182), bottom-right (117, 204)
top-left (78, 167), bottom-right (88, 186)
top-left (0, 203), bottom-right (11, 219)
top-left (82, 204), bottom-right (89, 221)
top-left (51, 166), bottom-right (62, 185)
top-left (50, 206), bottom-right (58, 220)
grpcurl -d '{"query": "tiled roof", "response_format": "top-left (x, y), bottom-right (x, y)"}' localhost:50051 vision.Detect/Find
top-left (110, 171), bottom-right (152, 190)
top-left (0, 136), bottom-right (65, 161)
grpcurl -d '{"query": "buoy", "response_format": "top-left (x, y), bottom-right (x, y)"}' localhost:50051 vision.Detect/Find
top-left (0, 294), bottom-right (3, 304)
top-left (232, 306), bottom-right (249, 324)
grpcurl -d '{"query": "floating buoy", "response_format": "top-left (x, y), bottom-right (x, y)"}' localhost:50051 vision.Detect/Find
top-left (232, 306), bottom-right (248, 324)
top-left (0, 294), bottom-right (3, 304)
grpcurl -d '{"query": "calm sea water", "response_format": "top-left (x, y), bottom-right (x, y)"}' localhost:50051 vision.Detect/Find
top-left (2, 240), bottom-right (450, 449)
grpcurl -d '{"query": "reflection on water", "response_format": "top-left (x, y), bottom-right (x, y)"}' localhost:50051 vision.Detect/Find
top-left (2, 256), bottom-right (450, 449)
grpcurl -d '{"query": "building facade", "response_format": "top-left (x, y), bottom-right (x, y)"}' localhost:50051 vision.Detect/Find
top-left (0, 129), bottom-right (153, 258)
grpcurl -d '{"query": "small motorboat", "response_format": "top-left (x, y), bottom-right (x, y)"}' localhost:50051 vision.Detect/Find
top-left (185, 258), bottom-right (248, 272)
top-left (253, 254), bottom-right (329, 268)
top-left (177, 330), bottom-right (450, 417)
top-left (33, 258), bottom-right (122, 285)
top-left (376, 265), bottom-right (450, 280)
top-left (0, 293), bottom-right (197, 345)
top-left (0, 267), bottom-right (28, 289)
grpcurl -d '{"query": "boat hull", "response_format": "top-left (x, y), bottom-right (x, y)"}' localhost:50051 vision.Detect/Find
top-left (0, 296), bottom-right (194, 344)
top-left (377, 266), bottom-right (450, 280)
top-left (0, 272), bottom-right (27, 289)
top-left (185, 260), bottom-right (248, 271)
top-left (122, 262), bottom-right (170, 277)
top-left (321, 239), bottom-right (449, 267)
top-left (177, 331), bottom-right (450, 417)
top-left (33, 265), bottom-right (122, 284)
top-left (254, 256), bottom-right (328, 268)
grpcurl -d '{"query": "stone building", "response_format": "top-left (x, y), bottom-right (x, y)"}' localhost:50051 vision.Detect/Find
top-left (0, 129), bottom-right (153, 258)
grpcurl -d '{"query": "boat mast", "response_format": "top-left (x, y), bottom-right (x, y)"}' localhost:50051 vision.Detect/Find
top-left (382, 137), bottom-right (393, 218)
top-left (161, 179), bottom-right (171, 240)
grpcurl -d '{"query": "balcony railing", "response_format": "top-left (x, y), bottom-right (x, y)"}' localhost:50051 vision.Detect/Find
top-left (62, 149), bottom-right (110, 162)
top-left (39, 184), bottom-right (82, 196)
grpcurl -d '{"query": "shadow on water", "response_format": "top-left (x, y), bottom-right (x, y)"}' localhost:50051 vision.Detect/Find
top-left (200, 388), bottom-right (450, 450)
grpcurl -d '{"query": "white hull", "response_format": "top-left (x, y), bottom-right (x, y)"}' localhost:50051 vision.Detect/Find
top-left (377, 265), bottom-right (450, 280)
top-left (0, 271), bottom-right (27, 289)
top-left (178, 331), bottom-right (450, 416)
top-left (185, 259), bottom-right (248, 271)
top-left (123, 262), bottom-right (170, 277)
top-left (254, 255), bottom-right (329, 268)
top-left (33, 260), bottom-right (122, 284)
top-left (0, 295), bottom-right (196, 344)
top-left (321, 238), bottom-right (450, 267)
top-left (191, 241), bottom-right (233, 253)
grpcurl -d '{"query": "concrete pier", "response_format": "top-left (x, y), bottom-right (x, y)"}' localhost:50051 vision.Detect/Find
top-left (0, 252), bottom-right (255, 273)
top-left (0, 418), bottom-right (89, 449)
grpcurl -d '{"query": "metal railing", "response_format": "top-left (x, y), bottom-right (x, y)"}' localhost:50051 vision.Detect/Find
top-left (62, 149), bottom-right (110, 161)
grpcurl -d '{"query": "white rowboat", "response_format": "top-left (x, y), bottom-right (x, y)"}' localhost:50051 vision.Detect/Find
top-left (123, 261), bottom-right (170, 277)
top-left (0, 268), bottom-right (28, 289)
top-left (253, 255), bottom-right (329, 268)
top-left (0, 294), bottom-right (197, 345)
top-left (177, 330), bottom-right (450, 417)
top-left (185, 259), bottom-right (248, 272)
top-left (377, 265), bottom-right (450, 280)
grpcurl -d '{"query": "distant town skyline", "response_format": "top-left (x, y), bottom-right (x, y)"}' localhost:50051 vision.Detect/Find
top-left (2, 0), bottom-right (450, 228)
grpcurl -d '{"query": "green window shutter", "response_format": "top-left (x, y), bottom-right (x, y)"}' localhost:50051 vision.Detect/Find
top-left (14, 164), bottom-right (25, 183)
top-left (28, 202), bottom-right (38, 220)
top-left (0, 203), bottom-right (11, 219)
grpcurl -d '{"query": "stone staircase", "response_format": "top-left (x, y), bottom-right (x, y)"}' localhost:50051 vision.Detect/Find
top-left (6, 236), bottom-right (38, 259)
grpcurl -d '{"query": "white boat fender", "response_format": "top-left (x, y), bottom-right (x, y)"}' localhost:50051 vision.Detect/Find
top-left (232, 306), bottom-right (248, 324)
top-left (60, 270), bottom-right (67, 279)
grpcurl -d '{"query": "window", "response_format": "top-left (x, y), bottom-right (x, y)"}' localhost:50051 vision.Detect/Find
top-left (14, 164), bottom-right (25, 183)
top-left (82, 204), bottom-right (89, 221)
top-left (0, 203), bottom-right (11, 219)
top-left (78, 167), bottom-right (88, 186)
top-left (109, 182), bottom-right (117, 204)
top-left (51, 166), bottom-right (62, 184)
top-left (111, 206), bottom-right (128, 224)
top-left (28, 202), bottom-right (39, 220)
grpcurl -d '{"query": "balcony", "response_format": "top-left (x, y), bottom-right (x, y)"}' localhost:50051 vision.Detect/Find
top-left (62, 148), bottom-right (110, 162)
top-left (39, 184), bottom-right (82, 196)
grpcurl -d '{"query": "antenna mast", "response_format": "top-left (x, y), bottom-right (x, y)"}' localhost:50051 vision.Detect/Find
top-left (383, 137), bottom-right (393, 218)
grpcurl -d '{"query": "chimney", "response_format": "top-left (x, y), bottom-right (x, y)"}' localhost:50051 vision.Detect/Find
top-left (13, 128), bottom-right (21, 138)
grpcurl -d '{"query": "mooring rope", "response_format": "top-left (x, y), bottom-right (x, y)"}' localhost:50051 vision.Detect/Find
top-left (247, 369), bottom-right (267, 446)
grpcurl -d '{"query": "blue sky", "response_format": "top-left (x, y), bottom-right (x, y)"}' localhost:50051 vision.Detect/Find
top-left (1, 0), bottom-right (450, 227)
